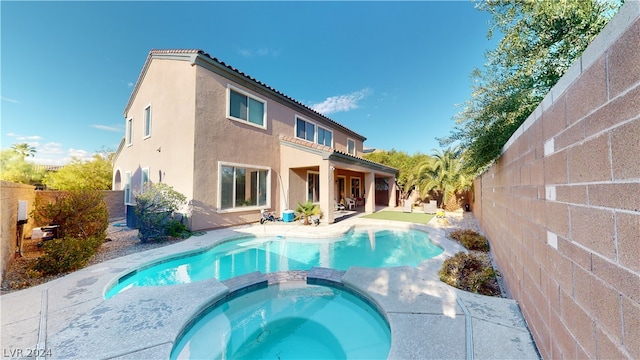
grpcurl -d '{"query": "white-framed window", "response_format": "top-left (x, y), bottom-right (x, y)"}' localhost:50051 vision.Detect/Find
top-left (347, 138), bottom-right (356, 156)
top-left (350, 177), bottom-right (361, 198)
top-left (143, 105), bottom-right (151, 139)
top-left (227, 85), bottom-right (267, 128)
top-left (307, 171), bottom-right (320, 203)
top-left (126, 118), bottom-right (133, 146)
top-left (124, 171), bottom-right (133, 204)
top-left (295, 116), bottom-right (315, 142)
top-left (141, 168), bottom-right (150, 188)
top-left (296, 116), bottom-right (333, 147)
top-left (218, 162), bottom-right (270, 211)
top-left (317, 126), bottom-right (333, 147)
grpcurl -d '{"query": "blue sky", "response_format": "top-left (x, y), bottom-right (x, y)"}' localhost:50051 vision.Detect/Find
top-left (2, 1), bottom-right (495, 165)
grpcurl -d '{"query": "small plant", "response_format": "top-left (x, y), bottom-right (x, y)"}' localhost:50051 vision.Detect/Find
top-left (135, 183), bottom-right (187, 242)
top-left (439, 252), bottom-right (500, 296)
top-left (295, 200), bottom-right (321, 225)
top-left (449, 229), bottom-right (489, 251)
top-left (33, 236), bottom-right (104, 275)
top-left (166, 219), bottom-right (189, 238)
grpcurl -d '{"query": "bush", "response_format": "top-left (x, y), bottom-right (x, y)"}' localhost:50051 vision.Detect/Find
top-left (33, 236), bottom-right (104, 275)
top-left (449, 229), bottom-right (489, 251)
top-left (439, 252), bottom-right (500, 296)
top-left (32, 189), bottom-right (109, 241)
top-left (135, 183), bottom-right (187, 242)
top-left (166, 219), bottom-right (189, 238)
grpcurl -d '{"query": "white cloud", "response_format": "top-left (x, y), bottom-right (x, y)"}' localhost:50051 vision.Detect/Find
top-left (6, 132), bottom-right (43, 141)
top-left (1, 96), bottom-right (19, 104)
top-left (39, 142), bottom-right (65, 155)
top-left (127, 82), bottom-right (134, 87)
top-left (91, 124), bottom-right (123, 132)
top-left (311, 88), bottom-right (373, 115)
top-left (68, 148), bottom-right (91, 159)
top-left (237, 47), bottom-right (280, 58)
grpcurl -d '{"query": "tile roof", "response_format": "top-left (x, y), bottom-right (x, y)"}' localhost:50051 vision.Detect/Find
top-left (125, 49), bottom-right (366, 141)
top-left (279, 135), bottom-right (398, 175)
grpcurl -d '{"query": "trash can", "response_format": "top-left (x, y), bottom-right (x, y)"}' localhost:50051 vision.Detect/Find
top-left (282, 210), bottom-right (295, 223)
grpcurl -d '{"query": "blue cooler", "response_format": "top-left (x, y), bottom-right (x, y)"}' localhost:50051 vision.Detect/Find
top-left (282, 210), bottom-right (295, 223)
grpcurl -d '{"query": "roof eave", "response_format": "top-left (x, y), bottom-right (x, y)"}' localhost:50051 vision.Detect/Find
top-left (193, 53), bottom-right (367, 142)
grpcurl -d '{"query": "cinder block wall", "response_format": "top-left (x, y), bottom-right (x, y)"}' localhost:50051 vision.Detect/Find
top-left (474, 2), bottom-right (639, 359)
top-left (36, 190), bottom-right (125, 221)
top-left (0, 181), bottom-right (37, 282)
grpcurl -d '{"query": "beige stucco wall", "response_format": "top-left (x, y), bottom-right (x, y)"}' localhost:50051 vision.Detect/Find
top-left (474, 3), bottom-right (639, 358)
top-left (114, 58), bottom-right (197, 204)
top-left (189, 64), bottom-right (369, 229)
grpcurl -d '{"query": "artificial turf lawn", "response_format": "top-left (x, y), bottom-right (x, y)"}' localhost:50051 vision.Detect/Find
top-left (361, 211), bottom-right (435, 224)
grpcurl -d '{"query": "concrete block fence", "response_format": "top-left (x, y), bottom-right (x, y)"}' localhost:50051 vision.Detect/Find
top-left (473, 2), bottom-right (639, 358)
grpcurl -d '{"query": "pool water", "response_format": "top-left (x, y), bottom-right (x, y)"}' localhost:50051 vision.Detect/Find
top-left (106, 229), bottom-right (442, 298)
top-left (170, 283), bottom-right (391, 359)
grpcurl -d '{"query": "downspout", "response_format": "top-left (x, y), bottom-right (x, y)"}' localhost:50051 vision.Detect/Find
top-left (277, 171), bottom-right (289, 210)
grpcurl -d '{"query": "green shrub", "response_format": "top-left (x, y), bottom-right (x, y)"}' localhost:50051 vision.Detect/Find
top-left (135, 183), bottom-right (187, 242)
top-left (439, 252), bottom-right (500, 296)
top-left (449, 229), bottom-right (489, 251)
top-left (33, 236), bottom-right (104, 275)
top-left (32, 189), bottom-right (109, 241)
top-left (295, 200), bottom-right (321, 225)
top-left (166, 219), bottom-right (189, 238)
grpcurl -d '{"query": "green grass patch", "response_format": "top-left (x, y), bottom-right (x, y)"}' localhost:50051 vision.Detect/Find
top-left (361, 211), bottom-right (434, 224)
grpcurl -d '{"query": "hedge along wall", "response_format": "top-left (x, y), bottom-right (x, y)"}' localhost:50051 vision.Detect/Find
top-left (473, 3), bottom-right (639, 359)
top-left (0, 184), bottom-right (126, 282)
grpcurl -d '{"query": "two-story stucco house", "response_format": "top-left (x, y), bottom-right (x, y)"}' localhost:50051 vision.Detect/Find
top-left (112, 49), bottom-right (398, 230)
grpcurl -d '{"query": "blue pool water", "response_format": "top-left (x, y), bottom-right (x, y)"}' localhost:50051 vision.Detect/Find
top-left (106, 228), bottom-right (442, 298)
top-left (170, 283), bottom-right (391, 359)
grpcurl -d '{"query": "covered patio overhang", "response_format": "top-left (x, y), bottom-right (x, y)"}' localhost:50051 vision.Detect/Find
top-left (279, 136), bottom-right (398, 224)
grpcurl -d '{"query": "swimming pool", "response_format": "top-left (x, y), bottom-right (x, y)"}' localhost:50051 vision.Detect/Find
top-left (106, 228), bottom-right (443, 298)
top-left (170, 282), bottom-right (391, 359)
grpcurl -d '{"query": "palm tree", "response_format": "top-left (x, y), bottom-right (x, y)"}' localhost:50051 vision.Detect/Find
top-left (295, 200), bottom-right (321, 225)
top-left (415, 146), bottom-right (471, 209)
top-left (11, 143), bottom-right (36, 158)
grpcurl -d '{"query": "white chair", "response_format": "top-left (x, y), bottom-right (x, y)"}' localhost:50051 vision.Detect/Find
top-left (346, 198), bottom-right (356, 210)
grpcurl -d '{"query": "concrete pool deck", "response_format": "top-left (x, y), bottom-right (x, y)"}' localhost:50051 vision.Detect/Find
top-left (1, 215), bottom-right (540, 359)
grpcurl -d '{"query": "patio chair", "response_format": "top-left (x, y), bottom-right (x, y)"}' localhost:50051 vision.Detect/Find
top-left (346, 198), bottom-right (356, 210)
top-left (335, 200), bottom-right (345, 211)
top-left (423, 200), bottom-right (438, 214)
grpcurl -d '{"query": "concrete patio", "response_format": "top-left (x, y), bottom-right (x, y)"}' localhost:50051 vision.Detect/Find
top-left (1, 214), bottom-right (539, 359)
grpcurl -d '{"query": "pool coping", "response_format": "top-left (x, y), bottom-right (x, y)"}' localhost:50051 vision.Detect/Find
top-left (0, 216), bottom-right (540, 359)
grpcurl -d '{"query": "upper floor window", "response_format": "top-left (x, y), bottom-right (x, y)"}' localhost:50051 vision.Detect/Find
top-left (317, 126), bottom-right (333, 147)
top-left (227, 86), bottom-right (266, 128)
top-left (347, 139), bottom-right (356, 156)
top-left (143, 105), bottom-right (151, 138)
top-left (296, 117), bottom-right (315, 141)
top-left (296, 116), bottom-right (333, 147)
top-left (126, 118), bottom-right (133, 146)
